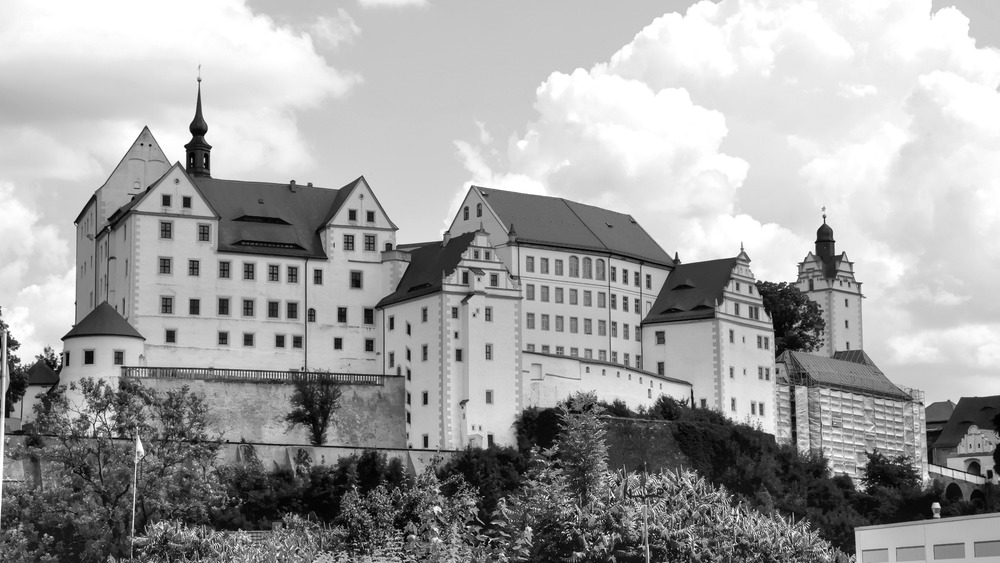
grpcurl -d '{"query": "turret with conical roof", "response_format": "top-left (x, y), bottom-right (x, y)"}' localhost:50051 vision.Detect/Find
top-left (185, 77), bottom-right (212, 177)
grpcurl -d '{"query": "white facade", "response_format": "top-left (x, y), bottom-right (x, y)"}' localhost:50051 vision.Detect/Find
top-left (855, 513), bottom-right (1000, 563)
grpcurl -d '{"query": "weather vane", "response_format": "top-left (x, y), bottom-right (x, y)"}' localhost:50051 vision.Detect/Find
top-left (822, 205), bottom-right (826, 222)
top-left (197, 64), bottom-right (202, 83)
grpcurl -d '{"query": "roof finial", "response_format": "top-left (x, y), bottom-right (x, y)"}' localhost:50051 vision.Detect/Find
top-left (197, 64), bottom-right (202, 83)
top-left (740, 241), bottom-right (744, 252)
top-left (822, 205), bottom-right (827, 224)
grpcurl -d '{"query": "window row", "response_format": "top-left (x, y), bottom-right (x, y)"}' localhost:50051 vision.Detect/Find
top-left (523, 344), bottom-right (642, 367)
top-left (732, 302), bottom-right (762, 320)
top-left (70, 349), bottom-right (126, 367)
top-left (525, 314), bottom-right (641, 339)
top-left (158, 258), bottom-right (334, 286)
top-left (525, 286), bottom-right (646, 312)
top-left (164, 330), bottom-right (376, 352)
top-left (523, 255), bottom-right (654, 289)
top-left (159, 220), bottom-right (211, 242)
top-left (342, 233), bottom-right (381, 252)
top-left (160, 194), bottom-right (195, 209)
top-left (346, 209), bottom-right (377, 223)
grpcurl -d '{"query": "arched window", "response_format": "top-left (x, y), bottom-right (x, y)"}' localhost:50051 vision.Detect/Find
top-left (595, 259), bottom-right (606, 280)
top-left (569, 256), bottom-right (579, 277)
top-left (476, 203), bottom-right (482, 217)
top-left (308, 308), bottom-right (316, 323)
top-left (385, 242), bottom-right (394, 251)
top-left (582, 257), bottom-right (593, 279)
top-left (463, 206), bottom-right (469, 220)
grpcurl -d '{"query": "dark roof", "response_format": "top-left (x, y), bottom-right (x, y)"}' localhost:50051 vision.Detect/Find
top-left (476, 187), bottom-right (674, 267)
top-left (932, 396), bottom-right (1000, 449)
top-left (26, 360), bottom-right (59, 386)
top-left (643, 258), bottom-right (738, 324)
top-left (925, 400), bottom-right (956, 425)
top-left (376, 232), bottom-right (477, 308)
top-left (832, 349), bottom-right (879, 368)
top-left (776, 350), bottom-right (912, 401)
top-left (63, 302), bottom-right (145, 341)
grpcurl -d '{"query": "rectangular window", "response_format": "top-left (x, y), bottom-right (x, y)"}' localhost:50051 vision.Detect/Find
top-left (449, 306), bottom-right (458, 319)
top-left (292, 335), bottom-right (303, 349)
top-left (268, 301), bottom-right (280, 319)
top-left (421, 307), bottom-right (428, 322)
top-left (406, 322), bottom-right (411, 335)
top-left (485, 307), bottom-right (493, 322)
top-left (268, 264), bottom-right (280, 282)
top-left (729, 329), bottom-right (735, 343)
top-left (456, 349), bottom-right (463, 361)
top-left (657, 362), bottom-right (665, 375)
top-left (541, 286), bottom-right (549, 302)
top-left (584, 349), bottom-right (592, 359)
top-left (350, 271), bottom-right (362, 288)
top-left (287, 266), bottom-right (298, 283)
top-left (218, 331), bottom-right (229, 346)
top-left (490, 273), bottom-right (499, 287)
top-left (765, 368), bottom-right (770, 381)
top-left (611, 294), bottom-right (617, 310)
top-left (656, 331), bottom-right (665, 344)
top-left (422, 345), bottom-right (428, 361)
top-left (364, 308), bottom-right (375, 325)
top-left (165, 329), bottom-right (176, 344)
top-left (485, 389), bottom-right (494, 404)
top-left (634, 271), bottom-right (640, 287)
top-left (554, 287), bottom-right (563, 303)
top-left (526, 313), bottom-right (535, 329)
top-left (598, 320), bottom-right (606, 336)
top-left (541, 314), bottom-right (550, 331)
top-left (389, 352), bottom-right (395, 367)
top-left (389, 316), bottom-right (395, 330)
top-left (365, 339), bottom-right (375, 352)
top-left (218, 298), bottom-right (230, 316)
top-left (243, 262), bottom-right (255, 280)
top-left (348, 209), bottom-right (358, 221)
top-left (343, 234), bottom-right (355, 250)
top-left (423, 435), bottom-right (429, 448)
top-left (611, 321), bottom-right (618, 338)
top-left (84, 350), bottom-right (95, 365)
top-left (611, 267), bottom-right (617, 282)
top-left (570, 317), bottom-right (578, 333)
top-left (611, 351), bottom-right (617, 363)
top-left (757, 335), bottom-right (763, 349)
top-left (275, 334), bottom-right (286, 348)
top-left (584, 291), bottom-right (592, 307)
top-left (182, 195), bottom-right (192, 208)
top-left (570, 347), bottom-right (579, 357)
top-left (313, 269), bottom-right (323, 285)
top-left (243, 299), bottom-right (255, 317)
top-left (734, 302), bottom-right (741, 316)
top-left (623, 324), bottom-right (630, 340)
top-left (338, 307), bottom-right (347, 323)
top-left (189, 298), bottom-right (200, 315)
top-left (364, 234), bottom-right (376, 251)
top-left (526, 284), bottom-right (535, 300)
top-left (159, 221), bottom-right (172, 239)
top-left (598, 292), bottom-right (606, 308)
top-left (462, 271), bottom-right (469, 285)
top-left (542, 345), bottom-right (551, 354)
top-left (730, 366), bottom-right (735, 379)
top-left (584, 318), bottom-right (592, 335)
top-left (759, 403), bottom-right (765, 417)
top-left (751, 401), bottom-right (757, 415)
top-left (161, 194), bottom-right (171, 207)
top-left (114, 350), bottom-right (124, 365)
top-left (159, 257), bottom-right (172, 275)
top-left (555, 316), bottom-right (564, 332)
top-left (555, 259), bottom-right (563, 275)
top-left (731, 398), bottom-right (737, 412)
top-left (198, 224), bottom-right (210, 242)
top-left (188, 259), bottom-right (200, 276)
top-left (569, 289), bottom-right (578, 305)
top-left (218, 260), bottom-right (231, 279)
top-left (540, 258), bottom-right (549, 274)
top-left (759, 366), bottom-right (764, 380)
top-left (287, 302), bottom-right (299, 320)
top-left (974, 541), bottom-right (1000, 557)
top-left (243, 333), bottom-right (254, 347)
top-left (485, 344), bottom-right (493, 360)
top-left (334, 337), bottom-right (343, 350)
top-left (366, 210), bottom-right (375, 222)
top-left (160, 296), bottom-right (173, 314)
top-left (646, 274), bottom-right (652, 290)
top-left (525, 256), bottom-right (535, 272)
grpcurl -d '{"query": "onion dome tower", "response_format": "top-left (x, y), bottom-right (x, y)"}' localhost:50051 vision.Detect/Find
top-left (184, 75), bottom-right (212, 177)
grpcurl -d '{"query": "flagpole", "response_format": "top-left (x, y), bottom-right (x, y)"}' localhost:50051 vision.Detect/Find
top-left (130, 427), bottom-right (140, 561)
top-left (0, 330), bottom-right (8, 531)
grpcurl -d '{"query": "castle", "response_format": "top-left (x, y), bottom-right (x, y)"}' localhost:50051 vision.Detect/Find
top-left (24, 84), bottom-right (923, 476)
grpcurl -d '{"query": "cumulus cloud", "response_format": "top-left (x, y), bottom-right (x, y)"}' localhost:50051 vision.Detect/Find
top-left (455, 0), bottom-right (1000, 400)
top-left (309, 10), bottom-right (362, 50)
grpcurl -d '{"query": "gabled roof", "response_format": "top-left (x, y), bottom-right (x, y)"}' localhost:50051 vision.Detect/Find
top-left (643, 258), bottom-right (738, 323)
top-left (475, 187), bottom-right (674, 267)
top-left (63, 302), bottom-right (145, 341)
top-left (776, 350), bottom-right (912, 401)
top-left (932, 395), bottom-right (1000, 449)
top-left (925, 400), bottom-right (956, 425)
top-left (832, 349), bottom-right (879, 368)
top-left (377, 232), bottom-right (477, 308)
top-left (26, 360), bottom-right (59, 386)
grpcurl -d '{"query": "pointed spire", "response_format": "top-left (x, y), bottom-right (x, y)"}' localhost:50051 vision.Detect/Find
top-left (185, 71), bottom-right (212, 177)
top-left (508, 223), bottom-right (517, 244)
top-left (673, 251), bottom-right (681, 265)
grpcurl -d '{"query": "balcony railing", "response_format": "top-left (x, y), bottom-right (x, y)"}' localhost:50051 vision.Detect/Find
top-left (121, 366), bottom-right (388, 386)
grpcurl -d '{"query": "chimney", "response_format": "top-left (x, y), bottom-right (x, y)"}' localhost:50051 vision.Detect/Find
top-left (442, 230), bottom-right (451, 247)
top-left (289, 180), bottom-right (296, 192)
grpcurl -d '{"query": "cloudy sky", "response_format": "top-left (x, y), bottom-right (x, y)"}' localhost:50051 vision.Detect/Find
top-left (1, 0), bottom-right (998, 404)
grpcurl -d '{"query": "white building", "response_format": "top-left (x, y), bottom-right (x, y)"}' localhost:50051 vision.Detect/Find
top-left (855, 512), bottom-right (1000, 563)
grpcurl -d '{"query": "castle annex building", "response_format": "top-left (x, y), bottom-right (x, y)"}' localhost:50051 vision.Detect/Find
top-left (42, 84), bottom-right (922, 462)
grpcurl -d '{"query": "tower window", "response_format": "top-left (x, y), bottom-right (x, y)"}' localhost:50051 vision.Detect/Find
top-left (114, 350), bottom-right (124, 365)
top-left (84, 350), bottom-right (95, 365)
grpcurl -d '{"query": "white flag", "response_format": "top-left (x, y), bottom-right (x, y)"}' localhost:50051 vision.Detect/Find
top-left (135, 433), bottom-right (145, 462)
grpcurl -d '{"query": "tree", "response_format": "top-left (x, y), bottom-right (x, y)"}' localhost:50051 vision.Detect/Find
top-left (284, 376), bottom-right (342, 446)
top-left (0, 305), bottom-right (28, 416)
top-left (13, 377), bottom-right (222, 562)
top-left (35, 345), bottom-right (61, 371)
top-left (756, 280), bottom-right (826, 355)
top-left (861, 450), bottom-right (920, 491)
top-left (993, 413), bottom-right (1000, 476)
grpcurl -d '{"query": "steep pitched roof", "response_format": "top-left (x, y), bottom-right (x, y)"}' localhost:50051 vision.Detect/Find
top-left (925, 400), bottom-right (956, 426)
top-left (63, 302), bottom-right (145, 341)
top-left (932, 395), bottom-right (1000, 449)
top-left (377, 232), bottom-right (477, 308)
top-left (476, 187), bottom-right (674, 267)
top-left (643, 258), bottom-right (738, 323)
top-left (832, 349), bottom-right (879, 368)
top-left (26, 360), bottom-right (59, 386)
top-left (776, 350), bottom-right (912, 401)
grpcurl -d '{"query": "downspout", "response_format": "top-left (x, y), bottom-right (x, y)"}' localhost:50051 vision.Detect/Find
top-left (303, 257), bottom-right (309, 371)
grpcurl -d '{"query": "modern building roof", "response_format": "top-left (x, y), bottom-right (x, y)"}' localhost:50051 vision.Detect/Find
top-left (63, 302), bottom-right (145, 341)
top-left (25, 359), bottom-right (59, 386)
top-left (776, 350), bottom-right (913, 401)
top-left (377, 231), bottom-right (477, 308)
top-left (475, 187), bottom-right (674, 267)
top-left (643, 257), bottom-right (738, 324)
top-left (932, 395), bottom-right (1000, 449)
